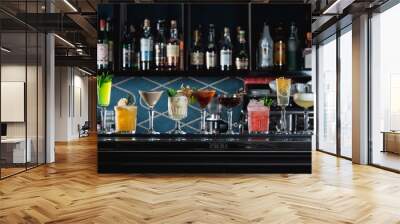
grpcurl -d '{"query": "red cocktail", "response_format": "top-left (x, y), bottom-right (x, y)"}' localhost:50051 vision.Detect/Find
top-left (194, 89), bottom-right (216, 134)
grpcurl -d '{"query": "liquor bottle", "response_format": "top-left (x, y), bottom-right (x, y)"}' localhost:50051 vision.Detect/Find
top-left (205, 24), bottom-right (217, 70)
top-left (287, 22), bottom-right (299, 71)
top-left (274, 23), bottom-right (287, 69)
top-left (140, 19), bottom-right (153, 71)
top-left (154, 20), bottom-right (167, 70)
top-left (97, 19), bottom-right (109, 71)
top-left (106, 17), bottom-right (114, 70)
top-left (130, 25), bottom-right (140, 71)
top-left (190, 26), bottom-right (204, 70)
top-left (235, 30), bottom-right (248, 70)
top-left (220, 27), bottom-right (233, 71)
top-left (304, 32), bottom-right (312, 69)
top-left (167, 20), bottom-right (180, 70)
top-left (179, 33), bottom-right (185, 71)
top-left (258, 22), bottom-right (274, 69)
top-left (121, 23), bottom-right (132, 71)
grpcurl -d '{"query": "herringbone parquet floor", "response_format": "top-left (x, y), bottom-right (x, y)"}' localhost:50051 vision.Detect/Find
top-left (1, 136), bottom-right (400, 224)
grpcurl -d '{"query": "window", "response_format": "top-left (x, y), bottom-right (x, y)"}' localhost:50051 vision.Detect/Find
top-left (317, 36), bottom-right (337, 154)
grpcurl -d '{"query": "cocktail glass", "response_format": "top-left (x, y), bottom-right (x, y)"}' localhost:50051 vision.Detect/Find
top-left (114, 105), bottom-right (137, 133)
top-left (247, 100), bottom-right (270, 134)
top-left (293, 93), bottom-right (314, 134)
top-left (219, 94), bottom-right (242, 134)
top-left (97, 79), bottom-right (112, 133)
top-left (168, 94), bottom-right (188, 134)
top-left (194, 89), bottom-right (216, 134)
top-left (139, 90), bottom-right (163, 134)
top-left (276, 77), bottom-right (291, 134)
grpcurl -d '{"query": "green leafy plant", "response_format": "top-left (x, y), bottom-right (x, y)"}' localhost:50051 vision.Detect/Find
top-left (262, 97), bottom-right (273, 107)
top-left (97, 72), bottom-right (113, 89)
top-left (167, 88), bottom-right (178, 97)
top-left (126, 93), bottom-right (135, 105)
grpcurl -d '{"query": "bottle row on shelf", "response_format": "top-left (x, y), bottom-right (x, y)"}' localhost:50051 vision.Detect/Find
top-left (97, 18), bottom-right (313, 73)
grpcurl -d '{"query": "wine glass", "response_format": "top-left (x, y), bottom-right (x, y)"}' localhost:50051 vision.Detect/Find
top-left (168, 93), bottom-right (188, 134)
top-left (97, 79), bottom-right (112, 134)
top-left (219, 93), bottom-right (242, 134)
top-left (293, 93), bottom-right (314, 134)
top-left (276, 77), bottom-right (291, 134)
top-left (193, 89), bottom-right (216, 134)
top-left (139, 90), bottom-right (163, 134)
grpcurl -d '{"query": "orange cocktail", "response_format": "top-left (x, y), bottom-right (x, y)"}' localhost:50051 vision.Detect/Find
top-left (114, 105), bottom-right (137, 133)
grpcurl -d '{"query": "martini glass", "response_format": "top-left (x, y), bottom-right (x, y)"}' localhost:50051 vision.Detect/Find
top-left (194, 89), bottom-right (216, 134)
top-left (139, 90), bottom-right (163, 134)
top-left (168, 93), bottom-right (188, 134)
top-left (276, 77), bottom-right (291, 134)
top-left (293, 93), bottom-right (314, 134)
top-left (97, 79), bottom-right (112, 134)
top-left (219, 94), bottom-right (242, 134)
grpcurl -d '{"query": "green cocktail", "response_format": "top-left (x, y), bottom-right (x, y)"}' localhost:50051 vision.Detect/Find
top-left (97, 72), bottom-right (113, 133)
top-left (97, 81), bottom-right (112, 107)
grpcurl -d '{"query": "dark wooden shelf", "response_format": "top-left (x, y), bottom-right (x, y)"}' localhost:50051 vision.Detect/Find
top-left (111, 69), bottom-right (312, 80)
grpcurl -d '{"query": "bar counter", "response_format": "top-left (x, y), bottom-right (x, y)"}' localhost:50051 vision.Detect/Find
top-left (98, 133), bottom-right (312, 173)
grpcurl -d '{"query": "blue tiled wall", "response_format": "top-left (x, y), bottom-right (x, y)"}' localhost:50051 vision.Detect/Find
top-left (106, 76), bottom-right (244, 133)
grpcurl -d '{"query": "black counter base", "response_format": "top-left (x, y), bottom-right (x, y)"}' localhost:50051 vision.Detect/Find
top-left (98, 134), bottom-right (312, 174)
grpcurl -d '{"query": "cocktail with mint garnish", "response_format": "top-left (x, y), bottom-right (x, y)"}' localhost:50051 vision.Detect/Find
top-left (97, 72), bottom-right (113, 133)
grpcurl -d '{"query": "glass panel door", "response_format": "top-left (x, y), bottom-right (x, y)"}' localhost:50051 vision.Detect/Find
top-left (339, 28), bottom-right (352, 158)
top-left (317, 36), bottom-right (337, 154)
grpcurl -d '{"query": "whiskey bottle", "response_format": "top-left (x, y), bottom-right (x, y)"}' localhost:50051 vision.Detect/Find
top-left (235, 30), bottom-right (248, 70)
top-left (121, 23), bottom-right (132, 71)
top-left (154, 20), bottom-right (167, 70)
top-left (130, 25), bottom-right (140, 71)
top-left (140, 19), bottom-right (153, 71)
top-left (274, 23), bottom-right (286, 69)
top-left (167, 20), bottom-right (180, 70)
top-left (106, 17), bottom-right (113, 71)
top-left (220, 27), bottom-right (233, 71)
top-left (190, 26), bottom-right (204, 70)
top-left (97, 19), bottom-right (109, 71)
top-left (206, 24), bottom-right (217, 70)
top-left (258, 22), bottom-right (274, 69)
top-left (287, 22), bottom-right (299, 71)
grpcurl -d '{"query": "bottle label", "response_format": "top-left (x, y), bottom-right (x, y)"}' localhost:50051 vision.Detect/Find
top-left (235, 58), bottom-right (248, 70)
top-left (97, 43), bottom-right (108, 67)
top-left (274, 41), bottom-right (286, 66)
top-left (206, 51), bottom-right (217, 69)
top-left (108, 41), bottom-right (113, 63)
top-left (155, 43), bottom-right (166, 66)
top-left (190, 51), bottom-right (204, 66)
top-left (167, 44), bottom-right (179, 66)
top-left (140, 38), bottom-right (153, 61)
top-left (260, 43), bottom-right (273, 67)
top-left (122, 46), bottom-right (131, 68)
top-left (220, 49), bottom-right (232, 67)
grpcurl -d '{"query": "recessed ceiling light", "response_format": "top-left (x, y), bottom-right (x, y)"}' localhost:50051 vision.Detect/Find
top-left (63, 0), bottom-right (78, 12)
top-left (1, 47), bottom-right (11, 53)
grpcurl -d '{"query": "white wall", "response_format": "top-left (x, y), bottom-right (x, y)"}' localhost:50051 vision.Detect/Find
top-left (55, 66), bottom-right (89, 141)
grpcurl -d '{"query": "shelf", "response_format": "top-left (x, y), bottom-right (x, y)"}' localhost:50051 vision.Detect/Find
top-left (111, 69), bottom-right (312, 80)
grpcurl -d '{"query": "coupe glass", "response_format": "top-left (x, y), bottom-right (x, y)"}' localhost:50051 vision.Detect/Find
top-left (276, 77), bottom-right (291, 134)
top-left (293, 93), bottom-right (314, 134)
top-left (97, 79), bottom-right (112, 133)
top-left (168, 94), bottom-right (188, 134)
top-left (194, 89), bottom-right (216, 134)
top-left (219, 94), bottom-right (242, 134)
top-left (139, 90), bottom-right (163, 134)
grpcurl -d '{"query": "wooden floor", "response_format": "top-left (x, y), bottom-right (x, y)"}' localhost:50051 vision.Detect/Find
top-left (1, 136), bottom-right (400, 224)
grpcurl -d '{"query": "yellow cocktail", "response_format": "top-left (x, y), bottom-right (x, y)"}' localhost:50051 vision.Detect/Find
top-left (114, 105), bottom-right (137, 133)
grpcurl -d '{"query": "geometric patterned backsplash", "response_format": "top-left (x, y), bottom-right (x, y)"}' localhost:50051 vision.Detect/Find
top-left (105, 76), bottom-right (244, 134)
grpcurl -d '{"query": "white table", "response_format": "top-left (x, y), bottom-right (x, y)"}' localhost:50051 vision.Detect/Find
top-left (1, 138), bottom-right (31, 163)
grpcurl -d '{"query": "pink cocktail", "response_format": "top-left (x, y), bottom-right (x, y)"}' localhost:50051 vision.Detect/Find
top-left (247, 100), bottom-right (270, 133)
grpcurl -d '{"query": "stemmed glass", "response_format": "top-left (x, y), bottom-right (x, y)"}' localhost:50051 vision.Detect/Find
top-left (97, 77), bottom-right (112, 134)
top-left (293, 92), bottom-right (314, 134)
top-left (168, 92), bottom-right (188, 134)
top-left (139, 90), bottom-right (163, 134)
top-left (193, 89), bottom-right (216, 134)
top-left (219, 94), bottom-right (242, 134)
top-left (276, 77), bottom-right (291, 134)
